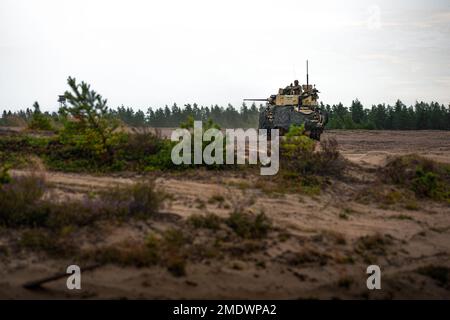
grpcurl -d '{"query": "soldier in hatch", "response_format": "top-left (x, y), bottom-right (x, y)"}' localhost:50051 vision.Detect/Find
top-left (283, 83), bottom-right (293, 95)
top-left (311, 84), bottom-right (320, 100)
top-left (292, 80), bottom-right (302, 95)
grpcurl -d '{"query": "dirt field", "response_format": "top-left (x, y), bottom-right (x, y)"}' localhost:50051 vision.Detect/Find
top-left (1, 129), bottom-right (449, 299)
top-left (325, 130), bottom-right (450, 166)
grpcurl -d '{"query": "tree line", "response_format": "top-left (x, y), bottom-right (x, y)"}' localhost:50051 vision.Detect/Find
top-left (0, 103), bottom-right (262, 129)
top-left (325, 99), bottom-right (450, 130)
top-left (1, 99), bottom-right (449, 130)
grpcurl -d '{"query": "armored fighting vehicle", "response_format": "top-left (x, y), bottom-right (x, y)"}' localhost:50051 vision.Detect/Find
top-left (245, 61), bottom-right (328, 140)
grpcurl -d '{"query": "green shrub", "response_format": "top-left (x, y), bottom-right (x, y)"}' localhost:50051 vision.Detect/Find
top-left (91, 240), bottom-right (159, 267)
top-left (283, 248), bottom-right (330, 266)
top-left (281, 125), bottom-right (315, 176)
top-left (28, 102), bottom-right (53, 131)
top-left (0, 173), bottom-right (164, 229)
top-left (118, 128), bottom-right (164, 162)
top-left (208, 194), bottom-right (225, 204)
top-left (100, 180), bottom-right (165, 219)
top-left (280, 124), bottom-right (345, 178)
top-left (0, 135), bottom-right (50, 154)
top-left (357, 185), bottom-right (418, 209)
top-left (380, 155), bottom-right (450, 202)
top-left (143, 139), bottom-right (180, 171)
top-left (0, 174), bottom-right (47, 227)
top-left (355, 234), bottom-right (393, 256)
top-left (159, 228), bottom-right (188, 277)
top-left (416, 265), bottom-right (450, 288)
top-left (188, 213), bottom-right (222, 230)
top-left (20, 229), bottom-right (75, 256)
top-left (0, 174), bottom-right (100, 229)
top-left (178, 116), bottom-right (230, 170)
top-left (225, 211), bottom-right (271, 239)
top-left (412, 169), bottom-right (438, 198)
top-left (314, 138), bottom-right (346, 176)
top-left (0, 165), bottom-right (11, 184)
top-left (90, 229), bottom-right (188, 276)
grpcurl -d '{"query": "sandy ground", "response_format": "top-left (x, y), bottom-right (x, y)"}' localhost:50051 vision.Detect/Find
top-left (324, 130), bottom-right (450, 166)
top-left (0, 129), bottom-right (449, 299)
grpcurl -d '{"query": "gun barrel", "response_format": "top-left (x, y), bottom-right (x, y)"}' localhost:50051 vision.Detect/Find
top-left (243, 98), bottom-right (269, 101)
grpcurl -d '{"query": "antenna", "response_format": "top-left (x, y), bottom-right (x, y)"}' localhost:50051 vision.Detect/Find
top-left (306, 60), bottom-right (309, 87)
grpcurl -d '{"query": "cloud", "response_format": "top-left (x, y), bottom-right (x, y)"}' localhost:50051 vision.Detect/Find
top-left (0, 0), bottom-right (449, 110)
top-left (358, 54), bottom-right (403, 65)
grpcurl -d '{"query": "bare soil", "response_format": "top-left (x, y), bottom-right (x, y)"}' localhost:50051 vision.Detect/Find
top-left (324, 130), bottom-right (450, 166)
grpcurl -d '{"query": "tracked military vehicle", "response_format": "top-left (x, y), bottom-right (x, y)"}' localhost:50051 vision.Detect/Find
top-left (245, 61), bottom-right (328, 141)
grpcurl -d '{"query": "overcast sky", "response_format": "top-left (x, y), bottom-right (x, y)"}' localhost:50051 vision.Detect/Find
top-left (1, 0), bottom-right (449, 112)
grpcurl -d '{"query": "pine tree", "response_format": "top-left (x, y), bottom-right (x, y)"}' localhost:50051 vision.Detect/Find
top-left (350, 99), bottom-right (365, 124)
top-left (60, 77), bottom-right (121, 160)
